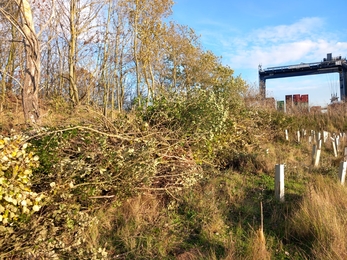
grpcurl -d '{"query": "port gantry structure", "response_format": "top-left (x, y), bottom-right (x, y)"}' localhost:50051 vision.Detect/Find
top-left (258, 53), bottom-right (347, 101)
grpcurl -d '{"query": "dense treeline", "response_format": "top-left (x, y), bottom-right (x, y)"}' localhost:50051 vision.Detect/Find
top-left (0, 0), bottom-right (246, 124)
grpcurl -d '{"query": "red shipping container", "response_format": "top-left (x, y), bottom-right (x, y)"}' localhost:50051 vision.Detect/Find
top-left (301, 94), bottom-right (309, 103)
top-left (293, 94), bottom-right (301, 105)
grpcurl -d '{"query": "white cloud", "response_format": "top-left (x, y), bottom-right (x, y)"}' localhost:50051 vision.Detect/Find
top-left (201, 17), bottom-right (347, 70)
top-left (231, 39), bottom-right (333, 68)
top-left (194, 16), bottom-right (347, 106)
top-left (252, 17), bottom-right (324, 44)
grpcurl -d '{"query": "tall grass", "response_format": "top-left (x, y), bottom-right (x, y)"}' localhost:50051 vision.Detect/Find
top-left (289, 175), bottom-right (347, 259)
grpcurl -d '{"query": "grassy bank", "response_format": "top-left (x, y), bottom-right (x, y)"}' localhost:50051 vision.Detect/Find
top-left (1, 99), bottom-right (347, 259)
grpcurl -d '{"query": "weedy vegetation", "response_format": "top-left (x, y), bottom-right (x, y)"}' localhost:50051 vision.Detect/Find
top-left (1, 93), bottom-right (347, 259)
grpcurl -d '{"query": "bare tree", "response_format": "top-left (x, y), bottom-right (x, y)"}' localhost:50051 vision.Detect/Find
top-left (0, 0), bottom-right (41, 124)
top-left (0, 3), bottom-right (19, 112)
top-left (104, 0), bottom-right (132, 113)
top-left (101, 0), bottom-right (112, 116)
top-left (56, 0), bottom-right (103, 106)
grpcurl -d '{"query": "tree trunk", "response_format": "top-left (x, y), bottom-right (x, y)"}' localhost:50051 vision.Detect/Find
top-left (0, 2), bottom-right (19, 112)
top-left (102, 0), bottom-right (112, 117)
top-left (132, 0), bottom-right (142, 108)
top-left (1, 27), bottom-right (16, 112)
top-left (18, 0), bottom-right (40, 124)
top-left (68, 0), bottom-right (79, 106)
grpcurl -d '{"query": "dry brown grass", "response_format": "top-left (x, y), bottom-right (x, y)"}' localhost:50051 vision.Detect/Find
top-left (176, 248), bottom-right (204, 260)
top-left (289, 175), bottom-right (347, 259)
top-left (248, 228), bottom-right (271, 260)
top-left (89, 192), bottom-right (185, 258)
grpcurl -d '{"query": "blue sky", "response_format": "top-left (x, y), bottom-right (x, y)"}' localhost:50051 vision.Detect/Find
top-left (171, 0), bottom-right (347, 106)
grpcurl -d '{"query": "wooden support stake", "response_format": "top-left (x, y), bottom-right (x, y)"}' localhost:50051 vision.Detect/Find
top-left (312, 130), bottom-right (316, 143)
top-left (297, 131), bottom-right (300, 143)
top-left (332, 141), bottom-right (338, 157)
top-left (275, 164), bottom-right (285, 202)
top-left (312, 144), bottom-right (317, 164)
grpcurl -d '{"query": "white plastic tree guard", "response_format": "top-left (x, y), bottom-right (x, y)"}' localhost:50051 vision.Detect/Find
top-left (285, 129), bottom-right (289, 141)
top-left (339, 162), bottom-right (347, 185)
top-left (275, 164), bottom-right (285, 202)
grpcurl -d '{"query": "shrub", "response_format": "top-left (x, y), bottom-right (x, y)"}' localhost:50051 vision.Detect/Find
top-left (142, 89), bottom-right (236, 165)
top-left (144, 89), bottom-right (230, 137)
top-left (0, 134), bottom-right (43, 226)
top-left (0, 131), bottom-right (110, 259)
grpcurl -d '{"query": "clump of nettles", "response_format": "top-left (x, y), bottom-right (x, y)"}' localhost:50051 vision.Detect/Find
top-left (0, 135), bottom-right (43, 225)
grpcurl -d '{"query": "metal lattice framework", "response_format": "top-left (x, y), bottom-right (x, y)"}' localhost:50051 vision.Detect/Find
top-left (259, 53), bottom-right (347, 101)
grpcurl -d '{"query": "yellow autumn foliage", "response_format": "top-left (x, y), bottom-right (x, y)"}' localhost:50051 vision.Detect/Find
top-left (0, 134), bottom-right (43, 225)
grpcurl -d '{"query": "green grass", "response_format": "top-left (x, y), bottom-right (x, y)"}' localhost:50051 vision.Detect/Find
top-left (2, 103), bottom-right (347, 259)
